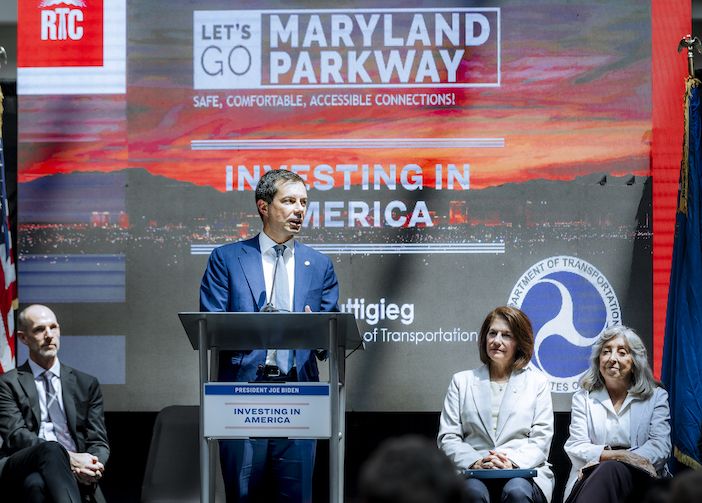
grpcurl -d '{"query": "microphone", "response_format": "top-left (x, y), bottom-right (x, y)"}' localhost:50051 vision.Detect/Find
top-left (261, 245), bottom-right (284, 312)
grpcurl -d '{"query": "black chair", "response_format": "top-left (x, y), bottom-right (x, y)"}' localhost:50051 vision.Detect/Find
top-left (141, 405), bottom-right (225, 502)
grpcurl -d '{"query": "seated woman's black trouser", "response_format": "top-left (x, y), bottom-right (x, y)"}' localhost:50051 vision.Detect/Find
top-left (565, 460), bottom-right (655, 503)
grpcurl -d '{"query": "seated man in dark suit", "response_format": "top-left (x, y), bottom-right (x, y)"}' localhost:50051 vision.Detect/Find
top-left (0, 304), bottom-right (110, 502)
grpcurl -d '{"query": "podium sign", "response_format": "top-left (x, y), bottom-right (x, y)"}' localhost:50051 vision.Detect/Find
top-left (204, 382), bottom-right (331, 438)
top-left (180, 311), bottom-right (362, 503)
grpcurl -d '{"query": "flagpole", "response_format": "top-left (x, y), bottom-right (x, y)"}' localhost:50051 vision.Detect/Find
top-left (678, 35), bottom-right (702, 77)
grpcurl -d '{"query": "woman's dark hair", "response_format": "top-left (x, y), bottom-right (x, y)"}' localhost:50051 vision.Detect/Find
top-left (478, 306), bottom-right (534, 370)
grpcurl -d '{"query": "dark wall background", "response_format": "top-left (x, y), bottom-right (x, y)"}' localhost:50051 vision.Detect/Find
top-left (101, 411), bottom-right (574, 503)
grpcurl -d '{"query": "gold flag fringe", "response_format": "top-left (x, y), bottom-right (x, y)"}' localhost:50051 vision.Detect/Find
top-left (680, 77), bottom-right (702, 214)
top-left (674, 446), bottom-right (702, 470)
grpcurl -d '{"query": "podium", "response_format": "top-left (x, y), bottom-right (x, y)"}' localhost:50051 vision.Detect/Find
top-left (179, 312), bottom-right (362, 503)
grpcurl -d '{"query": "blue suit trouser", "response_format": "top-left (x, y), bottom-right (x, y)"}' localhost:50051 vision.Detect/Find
top-left (219, 437), bottom-right (315, 503)
top-left (465, 477), bottom-right (546, 503)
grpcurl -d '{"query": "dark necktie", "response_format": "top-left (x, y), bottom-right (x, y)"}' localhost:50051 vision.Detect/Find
top-left (42, 371), bottom-right (74, 451)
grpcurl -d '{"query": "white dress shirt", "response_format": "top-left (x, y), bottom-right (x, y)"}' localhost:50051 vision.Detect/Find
top-left (591, 388), bottom-right (633, 448)
top-left (259, 232), bottom-right (295, 305)
top-left (28, 357), bottom-right (77, 452)
top-left (259, 232), bottom-right (296, 366)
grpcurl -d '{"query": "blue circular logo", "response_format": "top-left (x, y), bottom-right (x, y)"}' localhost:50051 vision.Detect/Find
top-left (509, 256), bottom-right (621, 393)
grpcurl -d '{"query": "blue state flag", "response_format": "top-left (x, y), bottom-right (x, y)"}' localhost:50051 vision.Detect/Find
top-left (662, 76), bottom-right (702, 469)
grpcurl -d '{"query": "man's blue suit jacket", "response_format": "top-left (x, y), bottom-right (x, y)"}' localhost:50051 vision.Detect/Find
top-left (199, 236), bottom-right (339, 382)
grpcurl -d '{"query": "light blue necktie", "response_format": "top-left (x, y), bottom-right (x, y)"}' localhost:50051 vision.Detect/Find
top-left (42, 371), bottom-right (74, 451)
top-left (272, 244), bottom-right (290, 312)
top-left (272, 245), bottom-right (294, 373)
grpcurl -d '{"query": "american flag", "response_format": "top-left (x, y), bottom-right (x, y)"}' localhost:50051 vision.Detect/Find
top-left (0, 91), bottom-right (17, 374)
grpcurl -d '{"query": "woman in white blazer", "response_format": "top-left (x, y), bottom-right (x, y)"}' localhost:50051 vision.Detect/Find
top-left (564, 325), bottom-right (671, 503)
top-left (438, 306), bottom-right (554, 503)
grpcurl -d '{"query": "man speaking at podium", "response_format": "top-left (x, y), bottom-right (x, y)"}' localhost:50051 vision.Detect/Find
top-left (200, 169), bottom-right (340, 502)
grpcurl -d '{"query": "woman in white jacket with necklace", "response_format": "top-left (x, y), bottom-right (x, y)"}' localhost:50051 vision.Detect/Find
top-left (438, 306), bottom-right (555, 503)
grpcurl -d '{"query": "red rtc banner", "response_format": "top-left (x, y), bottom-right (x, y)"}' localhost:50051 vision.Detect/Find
top-left (18, 0), bottom-right (104, 68)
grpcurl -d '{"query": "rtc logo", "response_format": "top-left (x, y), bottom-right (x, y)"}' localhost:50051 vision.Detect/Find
top-left (509, 256), bottom-right (621, 394)
top-left (18, 0), bottom-right (104, 67)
